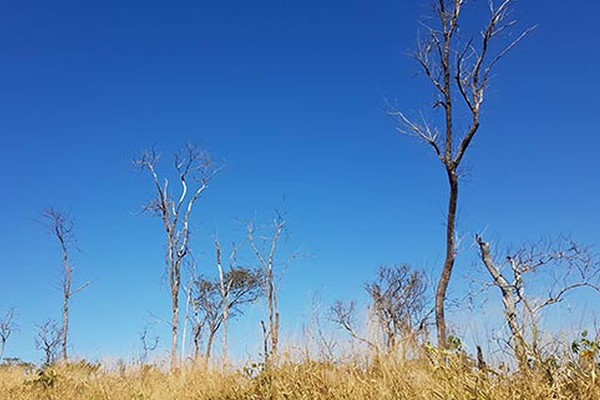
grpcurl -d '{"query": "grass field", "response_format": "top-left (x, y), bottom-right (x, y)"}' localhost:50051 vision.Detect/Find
top-left (2, 346), bottom-right (599, 400)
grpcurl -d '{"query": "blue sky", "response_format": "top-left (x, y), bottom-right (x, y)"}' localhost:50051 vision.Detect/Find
top-left (0, 0), bottom-right (599, 363)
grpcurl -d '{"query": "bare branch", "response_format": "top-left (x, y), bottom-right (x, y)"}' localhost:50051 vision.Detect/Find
top-left (388, 107), bottom-right (443, 159)
top-left (330, 301), bottom-right (377, 350)
top-left (477, 234), bottom-right (600, 367)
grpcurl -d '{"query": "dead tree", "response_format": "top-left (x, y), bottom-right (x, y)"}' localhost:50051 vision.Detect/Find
top-left (247, 214), bottom-right (293, 362)
top-left (35, 320), bottom-right (62, 367)
top-left (388, 0), bottom-right (534, 347)
top-left (0, 307), bottom-right (17, 362)
top-left (135, 144), bottom-right (219, 370)
top-left (42, 208), bottom-right (89, 362)
top-left (366, 265), bottom-right (430, 351)
top-left (476, 235), bottom-right (600, 368)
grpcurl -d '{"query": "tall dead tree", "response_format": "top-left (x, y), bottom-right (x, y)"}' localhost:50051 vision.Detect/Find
top-left (389, 0), bottom-right (534, 347)
top-left (0, 307), bottom-right (17, 362)
top-left (135, 144), bottom-right (219, 370)
top-left (42, 208), bottom-right (89, 362)
top-left (247, 214), bottom-right (290, 362)
top-left (476, 235), bottom-right (600, 367)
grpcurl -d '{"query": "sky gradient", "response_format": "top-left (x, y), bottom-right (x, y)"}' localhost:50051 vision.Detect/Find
top-left (1, 0), bottom-right (599, 363)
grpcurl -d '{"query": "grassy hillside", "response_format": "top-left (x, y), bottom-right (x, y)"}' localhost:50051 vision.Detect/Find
top-left (2, 348), bottom-right (598, 400)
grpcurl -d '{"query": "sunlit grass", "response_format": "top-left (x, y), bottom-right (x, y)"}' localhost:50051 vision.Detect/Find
top-left (1, 345), bottom-right (599, 400)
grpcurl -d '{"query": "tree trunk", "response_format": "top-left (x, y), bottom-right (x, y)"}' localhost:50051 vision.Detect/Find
top-left (193, 325), bottom-right (201, 364)
top-left (215, 242), bottom-right (229, 364)
top-left (268, 266), bottom-right (279, 359)
top-left (171, 286), bottom-right (179, 370)
top-left (206, 330), bottom-right (216, 362)
top-left (436, 169), bottom-right (458, 348)
top-left (272, 310), bottom-right (279, 359)
top-left (222, 303), bottom-right (229, 363)
top-left (61, 248), bottom-right (71, 362)
top-left (62, 292), bottom-right (69, 362)
top-left (261, 320), bottom-right (269, 364)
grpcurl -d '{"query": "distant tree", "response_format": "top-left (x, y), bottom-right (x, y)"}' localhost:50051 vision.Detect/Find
top-left (42, 208), bottom-right (90, 362)
top-left (366, 265), bottom-right (430, 350)
top-left (330, 300), bottom-right (376, 350)
top-left (35, 320), bottom-right (62, 367)
top-left (331, 265), bottom-right (430, 352)
top-left (247, 213), bottom-right (296, 362)
top-left (138, 325), bottom-right (159, 364)
top-left (135, 144), bottom-right (219, 370)
top-left (0, 307), bottom-right (17, 362)
top-left (476, 235), bottom-right (600, 368)
top-left (388, 0), bottom-right (534, 347)
top-left (214, 240), bottom-right (262, 362)
top-left (1, 357), bottom-right (35, 370)
top-left (191, 241), bottom-right (262, 363)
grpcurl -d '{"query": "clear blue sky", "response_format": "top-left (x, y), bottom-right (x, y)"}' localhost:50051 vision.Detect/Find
top-left (1, 0), bottom-right (598, 363)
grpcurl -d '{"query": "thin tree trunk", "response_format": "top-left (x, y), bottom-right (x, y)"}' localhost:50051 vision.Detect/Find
top-left (171, 285), bottom-right (179, 370)
top-left (261, 320), bottom-right (269, 364)
top-left (215, 241), bottom-right (229, 363)
top-left (205, 330), bottom-right (216, 362)
top-left (61, 241), bottom-right (71, 362)
top-left (193, 326), bottom-right (201, 364)
top-left (180, 287), bottom-right (191, 364)
top-left (222, 303), bottom-right (229, 363)
top-left (268, 267), bottom-right (278, 359)
top-left (436, 169), bottom-right (458, 348)
top-left (62, 292), bottom-right (69, 361)
top-left (272, 309), bottom-right (279, 359)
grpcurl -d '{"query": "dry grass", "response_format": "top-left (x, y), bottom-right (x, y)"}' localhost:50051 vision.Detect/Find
top-left (1, 349), bottom-right (599, 400)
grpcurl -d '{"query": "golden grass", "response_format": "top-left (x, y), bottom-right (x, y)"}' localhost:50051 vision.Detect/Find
top-left (1, 352), bottom-right (599, 400)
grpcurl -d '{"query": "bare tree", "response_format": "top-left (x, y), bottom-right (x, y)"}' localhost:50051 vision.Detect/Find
top-left (135, 144), bottom-right (219, 370)
top-left (139, 325), bottom-right (159, 364)
top-left (35, 320), bottom-right (62, 367)
top-left (191, 246), bottom-right (262, 363)
top-left (0, 307), bottom-right (17, 362)
top-left (476, 235), bottom-right (600, 368)
top-left (42, 208), bottom-right (90, 362)
top-left (330, 300), bottom-right (376, 350)
top-left (247, 214), bottom-right (294, 362)
top-left (366, 265), bottom-right (430, 351)
top-left (388, 0), bottom-right (534, 347)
